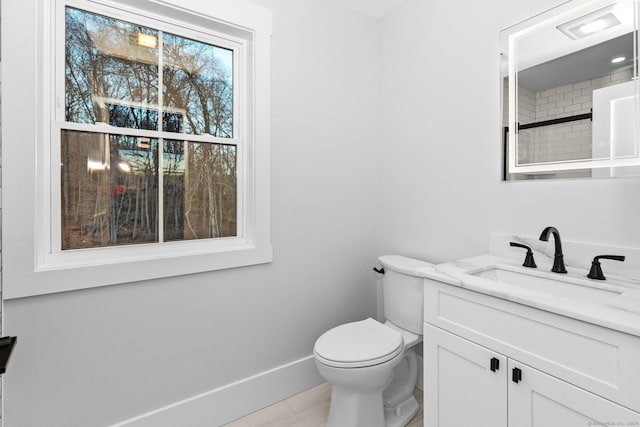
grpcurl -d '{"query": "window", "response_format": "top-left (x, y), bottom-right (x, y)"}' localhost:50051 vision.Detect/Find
top-left (61, 6), bottom-right (239, 249)
top-left (2, 0), bottom-right (272, 298)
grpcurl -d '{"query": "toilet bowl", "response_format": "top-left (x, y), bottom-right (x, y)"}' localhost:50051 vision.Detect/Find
top-left (314, 318), bottom-right (421, 427)
top-left (313, 255), bottom-right (431, 427)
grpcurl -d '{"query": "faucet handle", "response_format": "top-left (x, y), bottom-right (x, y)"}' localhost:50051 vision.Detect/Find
top-left (510, 242), bottom-right (537, 268)
top-left (587, 255), bottom-right (625, 280)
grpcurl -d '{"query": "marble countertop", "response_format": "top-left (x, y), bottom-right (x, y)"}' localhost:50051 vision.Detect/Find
top-left (418, 254), bottom-right (640, 338)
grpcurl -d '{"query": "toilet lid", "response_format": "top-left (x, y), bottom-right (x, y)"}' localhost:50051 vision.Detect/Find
top-left (314, 318), bottom-right (404, 368)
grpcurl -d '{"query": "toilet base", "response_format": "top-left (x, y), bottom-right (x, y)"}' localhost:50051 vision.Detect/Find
top-left (317, 350), bottom-right (404, 427)
top-left (326, 386), bottom-right (386, 427)
top-left (384, 394), bottom-right (419, 427)
top-left (382, 347), bottom-right (420, 427)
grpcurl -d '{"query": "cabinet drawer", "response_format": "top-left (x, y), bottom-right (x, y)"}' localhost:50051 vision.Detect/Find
top-left (424, 278), bottom-right (640, 413)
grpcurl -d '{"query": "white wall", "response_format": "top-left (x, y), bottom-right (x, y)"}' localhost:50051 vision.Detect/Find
top-left (5, 0), bottom-right (640, 425)
top-left (377, 0), bottom-right (640, 263)
top-left (2, 1), bottom-right (380, 425)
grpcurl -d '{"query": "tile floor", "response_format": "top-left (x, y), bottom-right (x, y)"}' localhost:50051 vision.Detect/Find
top-left (224, 382), bottom-right (424, 427)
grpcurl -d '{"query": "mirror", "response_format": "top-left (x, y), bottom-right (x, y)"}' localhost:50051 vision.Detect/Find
top-left (501, 0), bottom-right (640, 180)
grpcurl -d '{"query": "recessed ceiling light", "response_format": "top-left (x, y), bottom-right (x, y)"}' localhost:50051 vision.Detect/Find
top-left (611, 56), bottom-right (626, 64)
top-left (579, 18), bottom-right (610, 34)
top-left (557, 5), bottom-right (621, 39)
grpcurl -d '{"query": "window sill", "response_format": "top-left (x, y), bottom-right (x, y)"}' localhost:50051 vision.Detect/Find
top-left (3, 243), bottom-right (273, 299)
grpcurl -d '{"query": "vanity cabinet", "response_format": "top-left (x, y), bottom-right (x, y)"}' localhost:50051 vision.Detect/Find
top-left (423, 323), bottom-right (507, 427)
top-left (423, 278), bottom-right (640, 427)
top-left (508, 357), bottom-right (640, 427)
top-left (424, 324), bottom-right (640, 427)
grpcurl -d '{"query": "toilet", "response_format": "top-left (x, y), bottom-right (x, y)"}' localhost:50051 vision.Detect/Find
top-left (313, 255), bottom-right (432, 427)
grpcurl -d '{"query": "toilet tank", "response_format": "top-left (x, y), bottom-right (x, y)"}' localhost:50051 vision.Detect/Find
top-left (378, 255), bottom-right (433, 335)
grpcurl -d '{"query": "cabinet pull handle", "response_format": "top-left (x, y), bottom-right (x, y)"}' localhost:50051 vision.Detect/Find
top-left (512, 367), bottom-right (522, 383)
top-left (490, 357), bottom-right (500, 372)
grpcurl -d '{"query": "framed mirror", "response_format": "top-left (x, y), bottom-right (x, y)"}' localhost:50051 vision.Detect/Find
top-left (501, 0), bottom-right (640, 180)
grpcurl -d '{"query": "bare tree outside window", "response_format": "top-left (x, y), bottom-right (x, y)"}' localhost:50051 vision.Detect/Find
top-left (163, 33), bottom-right (234, 137)
top-left (61, 7), bottom-right (237, 250)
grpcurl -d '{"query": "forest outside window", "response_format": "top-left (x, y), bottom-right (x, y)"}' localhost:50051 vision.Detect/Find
top-left (61, 6), bottom-right (240, 250)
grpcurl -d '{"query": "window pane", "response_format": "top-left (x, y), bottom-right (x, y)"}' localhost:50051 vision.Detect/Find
top-left (163, 140), bottom-right (237, 241)
top-left (61, 130), bottom-right (159, 249)
top-left (65, 7), bottom-right (159, 129)
top-left (163, 33), bottom-right (234, 137)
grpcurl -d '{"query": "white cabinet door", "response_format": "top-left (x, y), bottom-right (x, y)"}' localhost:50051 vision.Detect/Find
top-left (424, 323), bottom-right (507, 427)
top-left (508, 360), bottom-right (640, 427)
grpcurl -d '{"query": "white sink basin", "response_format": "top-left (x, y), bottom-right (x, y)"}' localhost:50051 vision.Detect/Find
top-left (427, 254), bottom-right (640, 337)
top-left (467, 266), bottom-right (626, 304)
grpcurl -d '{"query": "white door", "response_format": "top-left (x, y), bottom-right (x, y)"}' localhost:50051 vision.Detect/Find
top-left (592, 80), bottom-right (640, 178)
top-left (423, 323), bottom-right (507, 427)
top-left (508, 359), bottom-right (640, 427)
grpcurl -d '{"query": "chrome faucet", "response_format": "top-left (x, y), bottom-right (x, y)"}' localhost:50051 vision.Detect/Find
top-left (539, 226), bottom-right (567, 273)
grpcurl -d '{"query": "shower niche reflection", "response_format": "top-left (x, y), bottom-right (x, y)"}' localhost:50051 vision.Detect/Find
top-left (501, 0), bottom-right (640, 180)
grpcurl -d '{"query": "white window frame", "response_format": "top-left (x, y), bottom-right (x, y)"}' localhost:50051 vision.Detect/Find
top-left (52, 1), bottom-right (246, 261)
top-left (1, 0), bottom-right (273, 299)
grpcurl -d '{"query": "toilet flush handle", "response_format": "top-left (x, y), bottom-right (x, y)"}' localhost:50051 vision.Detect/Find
top-left (373, 267), bottom-right (385, 274)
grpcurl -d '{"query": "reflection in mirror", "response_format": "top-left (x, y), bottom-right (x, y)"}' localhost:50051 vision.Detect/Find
top-left (501, 0), bottom-right (639, 180)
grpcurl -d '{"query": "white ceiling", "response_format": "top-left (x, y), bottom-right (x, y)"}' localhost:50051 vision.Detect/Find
top-left (518, 33), bottom-right (633, 91)
top-left (342, 0), bottom-right (407, 19)
top-left (503, 0), bottom-right (635, 91)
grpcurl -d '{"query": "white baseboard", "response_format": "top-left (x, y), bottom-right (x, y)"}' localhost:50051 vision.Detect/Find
top-left (110, 355), bottom-right (324, 427)
top-left (416, 354), bottom-right (424, 390)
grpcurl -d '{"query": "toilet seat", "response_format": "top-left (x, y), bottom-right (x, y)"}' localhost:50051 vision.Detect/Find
top-left (314, 318), bottom-right (404, 368)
